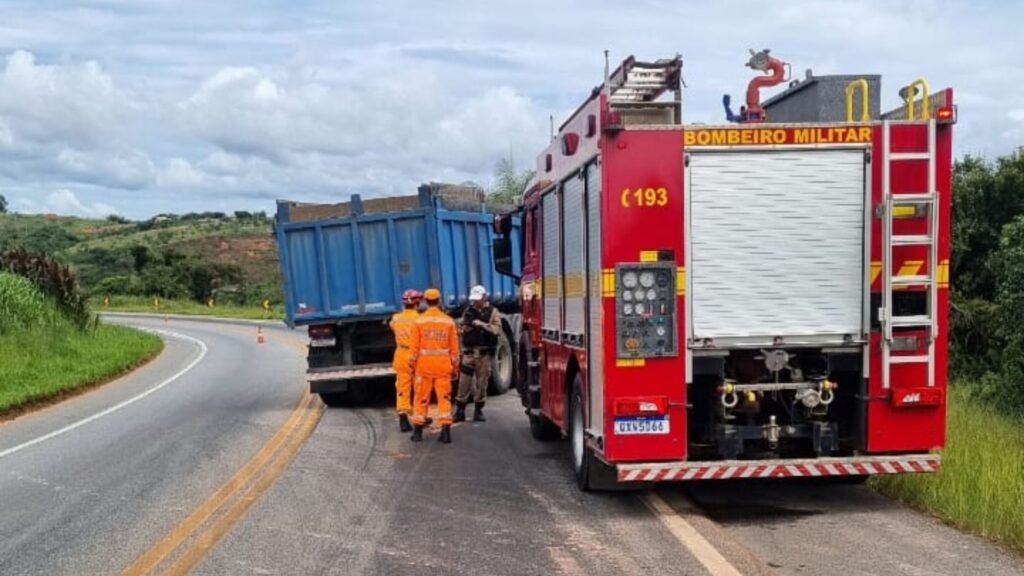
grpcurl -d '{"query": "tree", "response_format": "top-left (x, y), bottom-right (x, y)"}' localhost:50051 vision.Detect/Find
top-left (129, 245), bottom-right (153, 273)
top-left (993, 215), bottom-right (1024, 409)
top-left (951, 152), bottom-right (1024, 301)
top-left (0, 194), bottom-right (7, 214)
top-left (488, 158), bottom-right (534, 205)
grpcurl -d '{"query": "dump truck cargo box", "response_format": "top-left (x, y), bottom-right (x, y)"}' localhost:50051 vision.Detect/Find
top-left (275, 186), bottom-right (522, 328)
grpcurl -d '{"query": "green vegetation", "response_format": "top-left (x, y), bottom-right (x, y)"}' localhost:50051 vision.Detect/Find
top-left (0, 271), bottom-right (162, 414)
top-left (487, 157), bottom-right (534, 205)
top-left (0, 211), bottom-right (281, 312)
top-left (98, 295), bottom-right (284, 321)
top-left (872, 386), bottom-right (1024, 552)
top-left (1, 249), bottom-right (89, 328)
top-left (949, 151), bottom-right (1024, 414)
top-left (870, 150), bottom-right (1024, 551)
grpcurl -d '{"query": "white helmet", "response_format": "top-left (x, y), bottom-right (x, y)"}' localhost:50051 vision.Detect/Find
top-left (469, 285), bottom-right (488, 301)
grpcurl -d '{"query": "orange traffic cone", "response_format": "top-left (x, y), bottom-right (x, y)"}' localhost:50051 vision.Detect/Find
top-left (257, 326), bottom-right (265, 344)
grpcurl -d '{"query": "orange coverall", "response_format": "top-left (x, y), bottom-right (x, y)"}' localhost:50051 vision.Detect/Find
top-left (408, 307), bottom-right (460, 426)
top-left (389, 308), bottom-right (419, 416)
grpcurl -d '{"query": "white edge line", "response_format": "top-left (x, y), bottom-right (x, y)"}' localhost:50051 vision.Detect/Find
top-left (643, 493), bottom-right (743, 576)
top-left (0, 328), bottom-right (208, 460)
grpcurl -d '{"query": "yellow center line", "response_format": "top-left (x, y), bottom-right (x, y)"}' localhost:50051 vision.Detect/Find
top-left (120, 391), bottom-right (316, 576)
top-left (160, 398), bottom-right (324, 575)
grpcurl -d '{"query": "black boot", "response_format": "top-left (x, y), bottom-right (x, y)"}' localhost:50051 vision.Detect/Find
top-left (410, 425), bottom-right (423, 442)
top-left (453, 402), bottom-right (467, 423)
top-left (399, 413), bottom-right (412, 433)
top-left (438, 424), bottom-right (451, 444)
top-left (473, 402), bottom-right (486, 422)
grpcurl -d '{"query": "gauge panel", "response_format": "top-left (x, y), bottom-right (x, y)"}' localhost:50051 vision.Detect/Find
top-left (615, 262), bottom-right (677, 358)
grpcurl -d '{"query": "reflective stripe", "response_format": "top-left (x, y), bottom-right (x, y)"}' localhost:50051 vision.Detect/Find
top-left (420, 349), bottom-right (450, 356)
top-left (417, 317), bottom-right (453, 325)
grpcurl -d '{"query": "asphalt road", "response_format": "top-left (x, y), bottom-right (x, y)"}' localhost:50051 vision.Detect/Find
top-left (0, 316), bottom-right (306, 576)
top-left (2, 316), bottom-right (1021, 575)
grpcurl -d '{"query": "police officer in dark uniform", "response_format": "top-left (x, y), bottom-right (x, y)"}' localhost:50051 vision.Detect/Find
top-left (454, 285), bottom-right (501, 422)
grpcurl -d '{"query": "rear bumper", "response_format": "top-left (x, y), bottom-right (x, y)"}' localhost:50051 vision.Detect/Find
top-left (307, 364), bottom-right (396, 393)
top-left (616, 454), bottom-right (940, 482)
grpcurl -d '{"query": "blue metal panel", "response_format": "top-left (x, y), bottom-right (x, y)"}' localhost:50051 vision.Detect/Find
top-left (357, 220), bottom-right (397, 314)
top-left (285, 229), bottom-right (320, 312)
top-left (394, 217), bottom-right (432, 294)
top-left (276, 197), bottom-right (522, 326)
top-left (321, 224), bottom-right (358, 316)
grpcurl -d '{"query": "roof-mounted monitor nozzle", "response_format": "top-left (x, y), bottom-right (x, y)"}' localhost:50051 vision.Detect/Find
top-left (723, 48), bottom-right (789, 123)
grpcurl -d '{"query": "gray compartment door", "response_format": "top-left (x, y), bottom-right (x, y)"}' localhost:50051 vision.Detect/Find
top-left (687, 149), bottom-right (866, 343)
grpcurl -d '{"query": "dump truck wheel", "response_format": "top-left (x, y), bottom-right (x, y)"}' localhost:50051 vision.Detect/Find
top-left (488, 332), bottom-right (513, 396)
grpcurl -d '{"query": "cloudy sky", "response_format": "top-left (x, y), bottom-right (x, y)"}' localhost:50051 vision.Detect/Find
top-left (0, 0), bottom-right (1019, 219)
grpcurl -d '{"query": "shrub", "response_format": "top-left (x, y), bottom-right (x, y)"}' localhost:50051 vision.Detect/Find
top-left (0, 272), bottom-right (63, 333)
top-left (0, 249), bottom-right (89, 328)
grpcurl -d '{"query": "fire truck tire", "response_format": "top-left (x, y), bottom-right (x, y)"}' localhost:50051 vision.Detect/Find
top-left (570, 376), bottom-right (618, 491)
top-left (488, 332), bottom-right (513, 396)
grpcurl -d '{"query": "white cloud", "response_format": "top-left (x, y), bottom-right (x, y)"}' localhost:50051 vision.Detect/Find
top-left (174, 63), bottom-right (545, 191)
top-left (0, 1), bottom-right (1022, 218)
top-left (0, 50), bottom-right (128, 147)
top-left (56, 147), bottom-right (155, 189)
top-left (157, 157), bottom-right (207, 188)
top-left (36, 189), bottom-right (117, 218)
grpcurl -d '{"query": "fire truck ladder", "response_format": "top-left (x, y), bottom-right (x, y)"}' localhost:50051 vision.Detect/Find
top-left (880, 119), bottom-right (939, 390)
top-left (606, 56), bottom-right (682, 104)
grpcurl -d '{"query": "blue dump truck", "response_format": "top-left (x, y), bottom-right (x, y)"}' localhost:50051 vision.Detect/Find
top-left (274, 184), bottom-right (523, 407)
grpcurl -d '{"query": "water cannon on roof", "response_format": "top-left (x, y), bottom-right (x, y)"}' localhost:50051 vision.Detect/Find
top-left (723, 48), bottom-right (790, 123)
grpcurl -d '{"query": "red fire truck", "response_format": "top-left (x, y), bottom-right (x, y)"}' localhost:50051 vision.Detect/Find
top-left (492, 51), bottom-right (955, 490)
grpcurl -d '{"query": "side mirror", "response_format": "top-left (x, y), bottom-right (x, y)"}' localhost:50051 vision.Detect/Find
top-left (493, 214), bottom-right (513, 236)
top-left (493, 237), bottom-right (517, 278)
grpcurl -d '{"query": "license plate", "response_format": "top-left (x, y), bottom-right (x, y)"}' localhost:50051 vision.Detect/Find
top-left (613, 416), bottom-right (670, 435)
top-left (310, 338), bottom-right (336, 348)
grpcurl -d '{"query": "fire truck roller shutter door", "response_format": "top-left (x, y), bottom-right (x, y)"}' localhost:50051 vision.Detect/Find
top-left (563, 174), bottom-right (586, 336)
top-left (542, 189), bottom-right (561, 333)
top-left (585, 162), bottom-right (605, 438)
top-left (687, 149), bottom-right (866, 342)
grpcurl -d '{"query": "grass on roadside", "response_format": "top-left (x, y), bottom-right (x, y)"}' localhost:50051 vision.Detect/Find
top-left (871, 385), bottom-right (1024, 552)
top-left (0, 323), bottom-right (163, 414)
top-left (95, 295), bottom-right (284, 321)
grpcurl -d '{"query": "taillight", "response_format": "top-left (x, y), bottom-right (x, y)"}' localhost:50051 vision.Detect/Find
top-left (936, 105), bottom-right (956, 124)
top-left (614, 397), bottom-right (668, 416)
top-left (308, 324), bottom-right (335, 339)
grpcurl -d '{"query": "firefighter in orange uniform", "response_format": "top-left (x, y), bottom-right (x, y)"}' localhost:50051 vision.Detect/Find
top-left (408, 288), bottom-right (460, 443)
top-left (389, 289), bottom-right (422, 433)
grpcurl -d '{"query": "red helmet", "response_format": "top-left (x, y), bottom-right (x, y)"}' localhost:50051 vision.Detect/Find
top-left (402, 289), bottom-right (423, 306)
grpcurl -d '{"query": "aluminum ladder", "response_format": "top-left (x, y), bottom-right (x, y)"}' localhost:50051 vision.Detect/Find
top-left (880, 119), bottom-right (939, 390)
top-left (606, 56), bottom-right (681, 104)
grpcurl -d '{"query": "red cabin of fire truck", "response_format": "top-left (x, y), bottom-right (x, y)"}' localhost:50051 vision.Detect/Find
top-left (492, 50), bottom-right (955, 490)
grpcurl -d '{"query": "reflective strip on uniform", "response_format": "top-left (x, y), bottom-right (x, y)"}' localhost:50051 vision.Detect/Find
top-left (420, 349), bottom-right (450, 356)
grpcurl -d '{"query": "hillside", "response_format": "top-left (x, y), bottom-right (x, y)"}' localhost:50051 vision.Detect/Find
top-left (0, 213), bottom-right (281, 306)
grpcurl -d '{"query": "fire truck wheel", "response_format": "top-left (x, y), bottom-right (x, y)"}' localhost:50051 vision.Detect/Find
top-left (488, 332), bottom-right (513, 396)
top-left (570, 376), bottom-right (618, 491)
